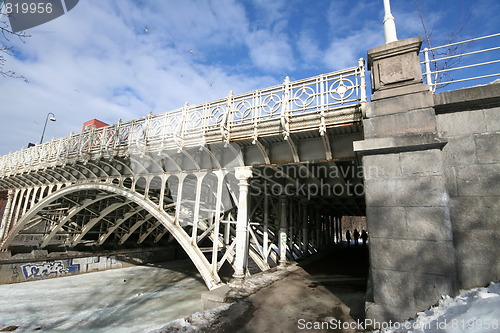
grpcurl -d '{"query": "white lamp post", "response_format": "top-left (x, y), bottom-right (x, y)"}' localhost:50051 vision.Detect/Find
top-left (383, 0), bottom-right (398, 43)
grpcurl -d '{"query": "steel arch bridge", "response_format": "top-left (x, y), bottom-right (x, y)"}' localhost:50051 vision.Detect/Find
top-left (0, 62), bottom-right (367, 289)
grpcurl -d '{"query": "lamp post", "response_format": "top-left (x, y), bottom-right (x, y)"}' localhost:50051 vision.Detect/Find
top-left (40, 112), bottom-right (56, 144)
top-left (383, 0), bottom-right (398, 43)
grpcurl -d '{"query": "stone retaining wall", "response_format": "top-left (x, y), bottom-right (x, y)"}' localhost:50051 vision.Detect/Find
top-left (0, 247), bottom-right (177, 284)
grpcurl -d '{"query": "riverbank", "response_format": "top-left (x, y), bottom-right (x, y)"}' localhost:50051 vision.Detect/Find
top-left (0, 259), bottom-right (206, 332)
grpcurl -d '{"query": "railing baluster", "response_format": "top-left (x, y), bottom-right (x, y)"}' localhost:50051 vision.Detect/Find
top-left (420, 33), bottom-right (499, 92)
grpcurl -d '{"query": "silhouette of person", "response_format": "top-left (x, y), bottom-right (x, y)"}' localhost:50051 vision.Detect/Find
top-left (353, 229), bottom-right (360, 246)
top-left (346, 230), bottom-right (351, 246)
top-left (361, 229), bottom-right (368, 246)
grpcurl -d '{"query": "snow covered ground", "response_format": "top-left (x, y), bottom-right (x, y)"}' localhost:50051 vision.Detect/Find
top-left (0, 260), bottom-right (206, 333)
top-left (373, 282), bottom-right (500, 333)
top-left (151, 263), bottom-right (301, 333)
top-left (153, 274), bottom-right (499, 333)
top-left (1, 256), bottom-right (497, 333)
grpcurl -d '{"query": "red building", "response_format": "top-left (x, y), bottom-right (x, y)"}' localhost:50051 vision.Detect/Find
top-left (82, 119), bottom-right (109, 132)
top-left (0, 191), bottom-right (7, 223)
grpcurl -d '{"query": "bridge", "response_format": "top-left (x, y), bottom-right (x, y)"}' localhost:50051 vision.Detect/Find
top-left (0, 61), bottom-right (367, 290)
top-left (0, 31), bottom-right (499, 323)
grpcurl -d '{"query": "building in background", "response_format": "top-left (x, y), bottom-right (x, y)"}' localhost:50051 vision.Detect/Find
top-left (82, 119), bottom-right (109, 132)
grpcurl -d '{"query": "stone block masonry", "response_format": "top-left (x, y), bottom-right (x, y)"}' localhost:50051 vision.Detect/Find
top-left (355, 36), bottom-right (500, 322)
top-left (435, 85), bottom-right (500, 291)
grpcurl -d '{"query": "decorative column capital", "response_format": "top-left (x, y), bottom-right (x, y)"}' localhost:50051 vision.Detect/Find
top-left (235, 166), bottom-right (253, 182)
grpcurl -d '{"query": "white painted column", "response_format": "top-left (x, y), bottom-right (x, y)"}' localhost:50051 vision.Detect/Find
top-left (338, 216), bottom-right (343, 242)
top-left (158, 174), bottom-right (167, 211)
top-left (288, 202), bottom-right (294, 254)
top-left (233, 166), bottom-right (253, 279)
top-left (279, 196), bottom-right (288, 266)
top-left (315, 207), bottom-right (321, 249)
top-left (302, 202), bottom-right (308, 255)
top-left (0, 190), bottom-right (14, 242)
top-left (30, 187), bottom-right (39, 208)
top-left (11, 189), bottom-right (26, 235)
top-left (262, 194), bottom-right (269, 262)
top-left (20, 187), bottom-right (33, 217)
top-left (174, 173), bottom-right (185, 224)
top-left (191, 173), bottom-right (204, 245)
top-left (211, 170), bottom-right (224, 272)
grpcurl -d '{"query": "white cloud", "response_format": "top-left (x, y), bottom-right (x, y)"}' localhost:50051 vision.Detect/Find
top-left (246, 29), bottom-right (295, 73)
top-left (324, 27), bottom-right (383, 71)
top-left (0, 0), bottom-right (281, 154)
top-left (297, 31), bottom-right (322, 65)
top-left (1, 0), bottom-right (491, 155)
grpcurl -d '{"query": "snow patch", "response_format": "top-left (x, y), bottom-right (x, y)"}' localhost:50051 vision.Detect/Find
top-left (373, 282), bottom-right (500, 333)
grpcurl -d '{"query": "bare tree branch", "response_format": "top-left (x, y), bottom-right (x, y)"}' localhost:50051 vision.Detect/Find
top-left (0, 10), bottom-right (30, 81)
top-left (414, 0), bottom-right (473, 90)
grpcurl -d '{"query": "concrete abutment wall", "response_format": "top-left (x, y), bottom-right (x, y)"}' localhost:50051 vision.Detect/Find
top-left (0, 246), bottom-right (178, 285)
top-left (355, 37), bottom-right (500, 322)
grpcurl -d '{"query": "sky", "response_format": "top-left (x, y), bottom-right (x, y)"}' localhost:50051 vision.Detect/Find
top-left (0, 0), bottom-right (499, 155)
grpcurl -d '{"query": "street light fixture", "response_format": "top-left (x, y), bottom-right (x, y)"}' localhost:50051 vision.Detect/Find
top-left (40, 112), bottom-right (56, 144)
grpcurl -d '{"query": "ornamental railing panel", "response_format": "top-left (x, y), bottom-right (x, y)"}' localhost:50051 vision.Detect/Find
top-left (0, 59), bottom-right (366, 177)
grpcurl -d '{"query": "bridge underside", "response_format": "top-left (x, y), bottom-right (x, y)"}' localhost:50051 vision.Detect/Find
top-left (0, 122), bottom-right (365, 288)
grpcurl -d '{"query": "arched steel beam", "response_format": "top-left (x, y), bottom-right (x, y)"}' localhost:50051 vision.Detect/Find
top-left (97, 206), bottom-right (144, 245)
top-left (0, 183), bottom-right (221, 290)
top-left (73, 163), bottom-right (98, 179)
top-left (3, 175), bottom-right (31, 188)
top-left (253, 139), bottom-right (271, 165)
top-left (129, 156), bottom-right (150, 175)
top-left (154, 228), bottom-right (169, 243)
top-left (110, 158), bottom-right (134, 176)
top-left (142, 154), bottom-right (165, 174)
top-left (35, 169), bottom-right (60, 184)
top-left (179, 149), bottom-right (200, 170)
top-left (39, 194), bottom-right (118, 248)
top-left (118, 213), bottom-right (154, 245)
top-left (201, 145), bottom-right (222, 169)
top-left (158, 152), bottom-right (182, 172)
top-left (137, 220), bottom-right (162, 244)
top-left (93, 159), bottom-right (121, 177)
top-left (226, 142), bottom-right (245, 167)
top-left (70, 201), bottom-right (131, 247)
top-left (0, 179), bottom-right (10, 188)
top-left (0, 177), bottom-right (23, 188)
top-left (63, 165), bottom-right (87, 180)
top-left (14, 174), bottom-right (40, 187)
top-left (46, 168), bottom-right (74, 183)
top-left (85, 161), bottom-right (109, 178)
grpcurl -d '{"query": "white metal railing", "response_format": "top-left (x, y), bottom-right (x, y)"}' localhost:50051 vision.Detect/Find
top-left (0, 60), bottom-right (366, 178)
top-left (421, 33), bottom-right (500, 92)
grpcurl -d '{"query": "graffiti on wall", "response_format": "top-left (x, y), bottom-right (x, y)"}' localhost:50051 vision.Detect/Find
top-left (21, 259), bottom-right (79, 280)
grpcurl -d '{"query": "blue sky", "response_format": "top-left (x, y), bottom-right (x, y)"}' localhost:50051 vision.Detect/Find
top-left (0, 0), bottom-right (499, 155)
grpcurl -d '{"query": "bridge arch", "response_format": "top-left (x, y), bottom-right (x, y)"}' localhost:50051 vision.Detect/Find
top-left (1, 182), bottom-right (221, 290)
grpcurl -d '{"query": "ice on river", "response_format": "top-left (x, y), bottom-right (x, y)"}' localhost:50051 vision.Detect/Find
top-left (0, 259), bottom-right (206, 333)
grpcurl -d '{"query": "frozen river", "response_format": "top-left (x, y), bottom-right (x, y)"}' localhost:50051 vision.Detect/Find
top-left (0, 259), bottom-right (207, 332)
